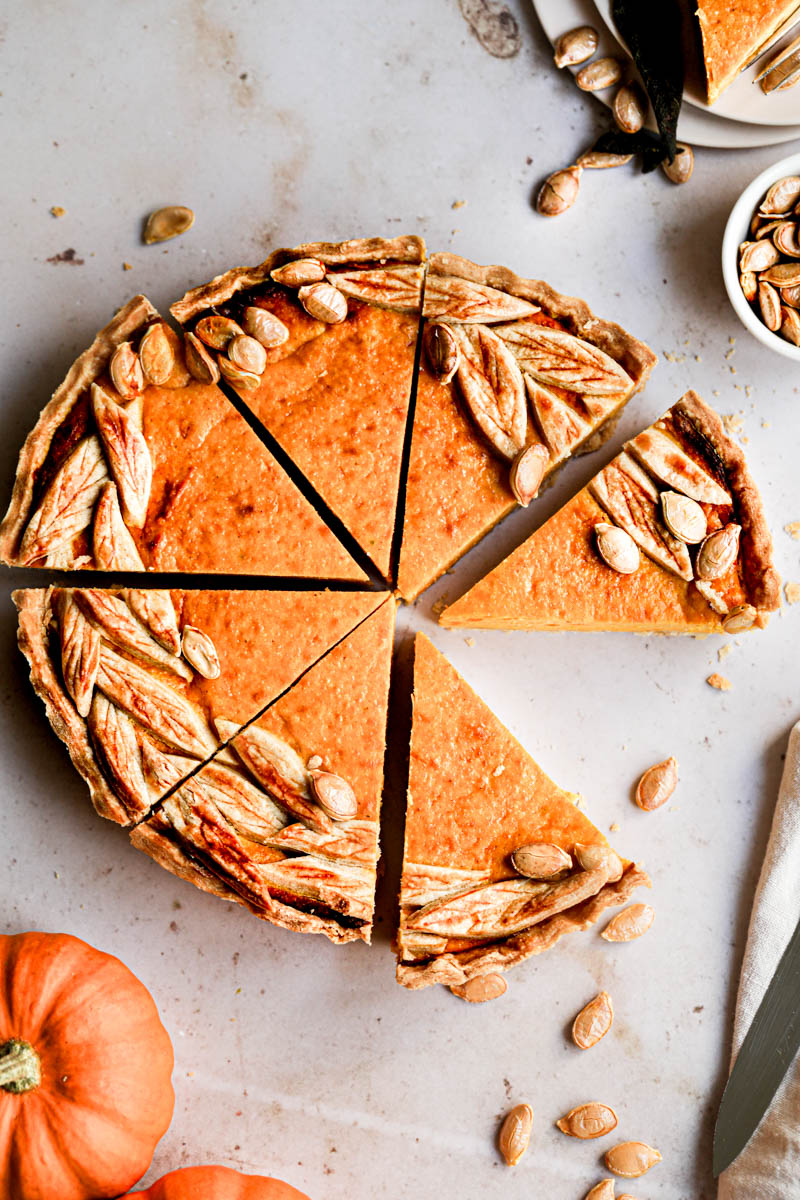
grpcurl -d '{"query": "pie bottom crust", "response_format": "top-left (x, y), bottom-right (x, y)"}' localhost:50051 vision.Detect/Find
top-left (396, 863), bottom-right (650, 989)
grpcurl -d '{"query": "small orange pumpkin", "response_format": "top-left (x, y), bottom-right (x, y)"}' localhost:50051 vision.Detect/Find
top-left (126, 1165), bottom-right (312, 1199)
top-left (0, 931), bottom-right (174, 1200)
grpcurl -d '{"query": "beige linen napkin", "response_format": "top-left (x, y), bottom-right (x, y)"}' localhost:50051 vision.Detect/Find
top-left (718, 721), bottom-right (800, 1198)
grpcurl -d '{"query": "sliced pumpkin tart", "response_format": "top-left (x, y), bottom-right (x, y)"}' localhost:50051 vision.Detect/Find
top-left (14, 587), bottom-right (385, 826)
top-left (396, 635), bottom-right (649, 988)
top-left (171, 236), bottom-right (425, 582)
top-left (395, 253), bottom-right (656, 601)
top-left (440, 391), bottom-right (781, 634)
top-left (131, 596), bottom-right (395, 944)
top-left (0, 296), bottom-right (364, 580)
top-left (696, 0), bottom-right (800, 104)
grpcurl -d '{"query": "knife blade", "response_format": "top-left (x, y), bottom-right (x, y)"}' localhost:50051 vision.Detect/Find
top-left (713, 915), bottom-right (800, 1176)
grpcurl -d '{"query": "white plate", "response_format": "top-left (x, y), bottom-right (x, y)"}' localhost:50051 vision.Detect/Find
top-left (595, 0), bottom-right (800, 126)
top-left (533, 0), bottom-right (800, 148)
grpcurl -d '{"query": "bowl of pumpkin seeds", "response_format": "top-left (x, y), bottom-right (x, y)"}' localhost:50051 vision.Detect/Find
top-left (722, 152), bottom-right (800, 361)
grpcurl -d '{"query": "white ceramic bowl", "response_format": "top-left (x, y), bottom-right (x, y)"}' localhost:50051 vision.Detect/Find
top-left (722, 151), bottom-right (800, 362)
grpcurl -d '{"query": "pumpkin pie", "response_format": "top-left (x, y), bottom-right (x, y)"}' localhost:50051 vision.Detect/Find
top-left (395, 253), bottom-right (656, 600)
top-left (131, 596), bottom-right (395, 944)
top-left (171, 236), bottom-right (425, 581)
top-left (14, 586), bottom-right (386, 825)
top-left (696, 0), bottom-right (800, 103)
top-left (440, 391), bottom-right (780, 634)
top-left (396, 635), bottom-right (650, 988)
top-left (0, 296), bottom-right (364, 580)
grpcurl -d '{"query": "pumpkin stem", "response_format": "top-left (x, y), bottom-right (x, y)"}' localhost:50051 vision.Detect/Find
top-left (0, 1039), bottom-right (42, 1093)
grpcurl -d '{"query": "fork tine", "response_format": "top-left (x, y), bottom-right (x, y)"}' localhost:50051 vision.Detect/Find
top-left (759, 43), bottom-right (800, 92)
top-left (754, 29), bottom-right (800, 81)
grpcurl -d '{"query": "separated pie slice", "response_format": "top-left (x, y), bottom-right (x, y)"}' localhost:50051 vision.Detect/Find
top-left (14, 586), bottom-right (385, 825)
top-left (0, 296), bottom-right (364, 580)
top-left (696, 0), bottom-right (800, 103)
top-left (396, 635), bottom-right (649, 988)
top-left (395, 253), bottom-right (656, 601)
top-left (131, 596), bottom-right (395, 945)
top-left (171, 236), bottom-right (425, 581)
top-left (440, 391), bottom-right (781, 634)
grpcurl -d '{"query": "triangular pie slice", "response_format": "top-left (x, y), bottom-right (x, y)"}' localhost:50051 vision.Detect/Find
top-left (395, 252), bottom-right (656, 600)
top-left (696, 0), bottom-right (800, 103)
top-left (14, 586), bottom-right (385, 825)
top-left (440, 391), bottom-right (781, 634)
top-left (171, 236), bottom-right (425, 581)
top-left (396, 636), bottom-right (650, 989)
top-left (0, 296), bottom-right (365, 580)
top-left (130, 597), bottom-right (395, 945)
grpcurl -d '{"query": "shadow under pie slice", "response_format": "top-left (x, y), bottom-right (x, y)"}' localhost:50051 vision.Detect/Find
top-left (14, 586), bottom-right (386, 826)
top-left (395, 252), bottom-right (657, 601)
top-left (171, 236), bottom-right (426, 581)
top-left (396, 635), bottom-right (650, 989)
top-left (440, 391), bottom-right (781, 634)
top-left (131, 596), bottom-right (395, 944)
top-left (0, 295), bottom-right (364, 580)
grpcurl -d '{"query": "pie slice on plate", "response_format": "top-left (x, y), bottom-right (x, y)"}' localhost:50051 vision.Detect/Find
top-left (171, 236), bottom-right (425, 581)
top-left (696, 0), bottom-right (800, 103)
top-left (440, 391), bottom-right (781, 634)
top-left (131, 596), bottom-right (395, 944)
top-left (14, 586), bottom-right (385, 825)
top-left (395, 253), bottom-right (656, 601)
top-left (396, 635), bottom-right (650, 988)
top-left (0, 296), bottom-right (364, 580)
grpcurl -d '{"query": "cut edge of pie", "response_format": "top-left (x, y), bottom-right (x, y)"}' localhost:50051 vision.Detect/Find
top-left (439, 390), bottom-right (781, 634)
top-left (396, 634), bottom-right (650, 989)
top-left (395, 252), bottom-right (658, 601)
top-left (13, 586), bottom-right (388, 827)
top-left (0, 294), bottom-right (367, 581)
top-left (696, 0), bottom-right (800, 104)
top-left (130, 595), bottom-right (397, 945)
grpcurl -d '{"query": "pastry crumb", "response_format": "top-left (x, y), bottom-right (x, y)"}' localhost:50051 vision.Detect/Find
top-left (785, 582), bottom-right (800, 605)
top-left (431, 598), bottom-right (449, 618)
top-left (707, 673), bottom-right (732, 691)
top-left (785, 521), bottom-right (800, 540)
top-left (451, 199), bottom-right (466, 209)
top-left (762, 419), bottom-right (771, 429)
top-left (464, 636), bottom-right (475, 647)
top-left (50, 205), bottom-right (66, 218)
top-left (717, 644), bottom-right (732, 663)
top-left (723, 413), bottom-right (744, 436)
top-left (122, 261), bottom-right (133, 271)
top-left (609, 821), bottom-right (620, 833)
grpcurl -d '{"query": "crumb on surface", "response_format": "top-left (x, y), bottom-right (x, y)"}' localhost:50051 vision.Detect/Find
top-left (465, 636), bottom-right (475, 647)
top-left (707, 673), bottom-right (732, 691)
top-left (50, 205), bottom-right (65, 218)
top-left (785, 582), bottom-right (800, 605)
top-left (451, 199), bottom-right (466, 209)
top-left (785, 521), bottom-right (800, 540)
top-left (717, 644), bottom-right (732, 663)
top-left (609, 821), bottom-right (620, 833)
top-left (122, 261), bottom-right (133, 271)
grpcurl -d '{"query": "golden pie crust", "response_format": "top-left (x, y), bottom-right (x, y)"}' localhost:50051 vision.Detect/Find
top-left (396, 253), bottom-right (657, 601)
top-left (396, 635), bottom-right (650, 987)
top-left (0, 296), bottom-right (365, 580)
top-left (440, 391), bottom-right (780, 632)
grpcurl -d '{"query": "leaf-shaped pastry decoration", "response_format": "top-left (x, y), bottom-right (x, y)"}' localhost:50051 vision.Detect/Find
top-left (525, 377), bottom-right (592, 458)
top-left (326, 265), bottom-right (422, 312)
top-left (19, 435), bottom-right (109, 565)
top-left (405, 867), bottom-right (608, 940)
top-left (217, 718), bottom-right (333, 834)
top-left (53, 590), bottom-right (100, 718)
top-left (579, 392), bottom-right (623, 422)
top-left (399, 863), bottom-right (494, 909)
top-left (496, 320), bottom-right (635, 395)
top-left (159, 782), bottom-right (275, 913)
top-left (453, 325), bottom-right (527, 461)
top-left (256, 854), bottom-right (373, 921)
top-left (628, 427), bottom-right (731, 505)
top-left (589, 452), bottom-right (692, 580)
top-left (139, 740), bottom-right (198, 794)
top-left (96, 644), bottom-right (217, 759)
top-left (75, 589), bottom-right (192, 680)
top-left (198, 760), bottom-right (289, 843)
top-left (91, 383), bottom-right (152, 528)
top-left (267, 820), bottom-right (378, 866)
top-left (397, 928), bottom-right (449, 960)
top-left (92, 481), bottom-right (145, 571)
top-left (125, 589), bottom-right (181, 655)
top-left (423, 275), bottom-right (539, 324)
top-left (87, 692), bottom-right (150, 817)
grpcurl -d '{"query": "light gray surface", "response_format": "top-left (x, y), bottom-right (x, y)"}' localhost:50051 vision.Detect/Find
top-left (1, 3), bottom-right (800, 1198)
